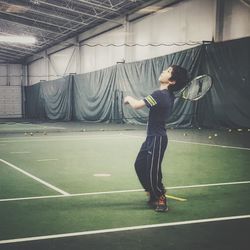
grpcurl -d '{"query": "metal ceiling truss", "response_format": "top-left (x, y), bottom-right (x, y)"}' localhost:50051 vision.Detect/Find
top-left (0, 0), bottom-right (179, 64)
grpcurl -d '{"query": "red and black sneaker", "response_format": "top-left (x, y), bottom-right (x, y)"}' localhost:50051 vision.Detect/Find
top-left (155, 195), bottom-right (168, 212)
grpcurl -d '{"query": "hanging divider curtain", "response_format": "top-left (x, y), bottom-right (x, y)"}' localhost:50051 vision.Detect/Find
top-left (197, 37), bottom-right (250, 128)
top-left (25, 37), bottom-right (250, 128)
top-left (25, 76), bottom-right (73, 120)
top-left (25, 82), bottom-right (46, 119)
top-left (73, 66), bottom-right (117, 122)
top-left (40, 75), bottom-right (73, 121)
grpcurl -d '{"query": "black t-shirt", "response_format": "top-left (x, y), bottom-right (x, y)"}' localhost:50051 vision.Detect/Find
top-left (143, 89), bottom-right (174, 136)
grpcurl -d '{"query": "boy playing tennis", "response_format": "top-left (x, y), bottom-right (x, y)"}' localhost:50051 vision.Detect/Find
top-left (124, 65), bottom-right (188, 212)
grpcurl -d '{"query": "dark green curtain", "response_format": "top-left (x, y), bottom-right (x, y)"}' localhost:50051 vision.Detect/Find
top-left (73, 66), bottom-right (116, 122)
top-left (41, 76), bottom-right (73, 121)
top-left (197, 37), bottom-right (250, 128)
top-left (25, 83), bottom-right (45, 119)
top-left (25, 37), bottom-right (250, 128)
top-left (25, 76), bottom-right (73, 121)
top-left (116, 45), bottom-right (203, 126)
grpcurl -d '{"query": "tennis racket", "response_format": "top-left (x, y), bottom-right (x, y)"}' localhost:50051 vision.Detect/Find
top-left (177, 74), bottom-right (212, 101)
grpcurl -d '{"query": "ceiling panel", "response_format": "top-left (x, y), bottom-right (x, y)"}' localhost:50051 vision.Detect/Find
top-left (0, 0), bottom-right (182, 64)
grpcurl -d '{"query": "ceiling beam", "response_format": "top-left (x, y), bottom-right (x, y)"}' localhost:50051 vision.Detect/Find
top-left (37, 0), bottom-right (123, 25)
top-left (0, 10), bottom-right (79, 32)
top-left (0, 17), bottom-right (63, 34)
top-left (76, 0), bottom-right (119, 12)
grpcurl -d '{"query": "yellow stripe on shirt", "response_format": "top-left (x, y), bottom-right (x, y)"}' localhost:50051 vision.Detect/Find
top-left (146, 95), bottom-right (157, 106)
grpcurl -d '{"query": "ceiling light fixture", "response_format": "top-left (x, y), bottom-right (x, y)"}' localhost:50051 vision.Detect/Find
top-left (0, 35), bottom-right (36, 44)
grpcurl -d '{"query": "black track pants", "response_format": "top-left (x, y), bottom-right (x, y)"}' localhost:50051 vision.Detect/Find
top-left (134, 135), bottom-right (168, 199)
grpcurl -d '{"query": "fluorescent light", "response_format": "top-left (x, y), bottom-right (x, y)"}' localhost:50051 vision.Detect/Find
top-left (138, 6), bottom-right (172, 14)
top-left (138, 6), bottom-right (161, 13)
top-left (0, 35), bottom-right (36, 44)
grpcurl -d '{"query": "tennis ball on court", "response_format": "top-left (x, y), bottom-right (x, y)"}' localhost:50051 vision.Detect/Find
top-left (248, 129), bottom-right (250, 132)
top-left (237, 128), bottom-right (242, 132)
top-left (30, 132), bottom-right (33, 136)
top-left (198, 127), bottom-right (202, 130)
top-left (208, 136), bottom-right (212, 139)
top-left (24, 132), bottom-right (28, 136)
top-left (228, 129), bottom-right (232, 132)
top-left (183, 133), bottom-right (187, 136)
top-left (214, 133), bottom-right (218, 137)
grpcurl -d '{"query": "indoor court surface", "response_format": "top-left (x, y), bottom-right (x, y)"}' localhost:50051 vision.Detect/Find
top-left (0, 121), bottom-right (249, 250)
top-left (0, 0), bottom-right (249, 249)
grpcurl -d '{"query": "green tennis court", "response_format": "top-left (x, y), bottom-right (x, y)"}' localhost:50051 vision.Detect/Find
top-left (0, 122), bottom-right (250, 249)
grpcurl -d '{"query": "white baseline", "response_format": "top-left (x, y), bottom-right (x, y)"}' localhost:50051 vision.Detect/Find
top-left (0, 215), bottom-right (249, 245)
top-left (0, 180), bottom-right (249, 202)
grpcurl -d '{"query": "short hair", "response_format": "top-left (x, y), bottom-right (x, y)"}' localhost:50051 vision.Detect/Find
top-left (168, 65), bottom-right (188, 92)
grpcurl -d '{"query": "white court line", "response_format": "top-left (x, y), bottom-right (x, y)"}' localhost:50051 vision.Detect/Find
top-left (0, 134), bottom-right (124, 143)
top-left (0, 180), bottom-right (249, 202)
top-left (0, 159), bottom-right (69, 196)
top-left (37, 159), bottom-right (58, 162)
top-left (10, 151), bottom-right (31, 154)
top-left (0, 214), bottom-right (249, 245)
top-left (167, 180), bottom-right (250, 190)
top-left (122, 134), bottom-right (250, 151)
top-left (170, 139), bottom-right (250, 151)
top-left (0, 134), bottom-right (249, 151)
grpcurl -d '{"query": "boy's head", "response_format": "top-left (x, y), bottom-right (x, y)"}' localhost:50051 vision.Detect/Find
top-left (159, 65), bottom-right (188, 92)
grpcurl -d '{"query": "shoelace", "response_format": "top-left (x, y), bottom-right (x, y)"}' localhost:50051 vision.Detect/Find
top-left (158, 196), bottom-right (166, 205)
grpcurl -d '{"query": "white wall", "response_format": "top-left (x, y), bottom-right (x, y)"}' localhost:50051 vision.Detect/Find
top-left (49, 46), bottom-right (77, 79)
top-left (28, 58), bottom-right (47, 85)
top-left (0, 85), bottom-right (22, 118)
top-left (81, 27), bottom-right (125, 73)
top-left (130, 0), bottom-right (215, 61)
top-left (0, 64), bottom-right (22, 118)
top-left (28, 46), bottom-right (77, 85)
top-left (223, 0), bottom-right (250, 40)
top-left (27, 0), bottom-right (249, 78)
top-left (0, 64), bottom-right (22, 86)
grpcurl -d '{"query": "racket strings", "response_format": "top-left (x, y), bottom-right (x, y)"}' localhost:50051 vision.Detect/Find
top-left (182, 75), bottom-right (212, 101)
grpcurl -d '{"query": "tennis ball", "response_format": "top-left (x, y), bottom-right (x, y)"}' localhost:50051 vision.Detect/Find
top-left (183, 133), bottom-right (187, 136)
top-left (214, 133), bottom-right (218, 137)
top-left (228, 129), bottom-right (232, 132)
top-left (248, 129), bottom-right (250, 132)
top-left (208, 136), bottom-right (212, 139)
top-left (24, 132), bottom-right (28, 136)
top-left (237, 128), bottom-right (242, 132)
top-left (30, 132), bottom-right (33, 136)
